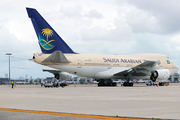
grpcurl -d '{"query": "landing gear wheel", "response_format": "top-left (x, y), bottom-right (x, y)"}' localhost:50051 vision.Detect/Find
top-left (98, 82), bottom-right (105, 87)
top-left (123, 82), bottom-right (133, 86)
top-left (98, 80), bottom-right (116, 87)
top-left (112, 82), bottom-right (117, 86)
top-left (123, 82), bottom-right (126, 86)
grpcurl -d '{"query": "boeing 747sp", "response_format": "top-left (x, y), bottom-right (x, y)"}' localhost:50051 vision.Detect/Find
top-left (26, 8), bottom-right (178, 86)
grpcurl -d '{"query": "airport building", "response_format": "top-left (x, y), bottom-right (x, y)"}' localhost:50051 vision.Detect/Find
top-left (0, 77), bottom-right (45, 85)
top-left (168, 73), bottom-right (179, 82)
top-left (0, 73), bottom-right (179, 85)
top-left (0, 78), bottom-right (9, 84)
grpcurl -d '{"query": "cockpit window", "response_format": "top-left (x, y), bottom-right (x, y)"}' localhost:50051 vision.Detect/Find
top-left (167, 60), bottom-right (170, 64)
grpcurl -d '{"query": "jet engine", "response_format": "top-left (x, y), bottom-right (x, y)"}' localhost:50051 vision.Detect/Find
top-left (150, 69), bottom-right (170, 82)
top-left (43, 69), bottom-right (72, 81)
top-left (54, 72), bottom-right (72, 80)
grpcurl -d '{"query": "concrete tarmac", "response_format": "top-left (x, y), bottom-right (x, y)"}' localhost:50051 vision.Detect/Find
top-left (0, 110), bottom-right (92, 120)
top-left (0, 83), bottom-right (180, 119)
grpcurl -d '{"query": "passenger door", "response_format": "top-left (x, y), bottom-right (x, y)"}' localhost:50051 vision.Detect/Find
top-left (108, 63), bottom-right (111, 69)
top-left (77, 60), bottom-right (82, 68)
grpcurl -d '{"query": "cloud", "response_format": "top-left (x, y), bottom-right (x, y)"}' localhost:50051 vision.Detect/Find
top-left (85, 9), bottom-right (103, 19)
top-left (59, 5), bottom-right (83, 19)
top-left (126, 0), bottom-right (180, 34)
top-left (0, 0), bottom-right (180, 78)
top-left (124, 6), bottom-right (160, 33)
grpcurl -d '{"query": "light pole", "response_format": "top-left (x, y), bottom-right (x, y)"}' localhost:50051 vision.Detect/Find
top-left (6, 53), bottom-right (12, 87)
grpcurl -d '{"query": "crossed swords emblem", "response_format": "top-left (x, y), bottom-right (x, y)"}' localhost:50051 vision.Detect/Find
top-left (41, 28), bottom-right (55, 47)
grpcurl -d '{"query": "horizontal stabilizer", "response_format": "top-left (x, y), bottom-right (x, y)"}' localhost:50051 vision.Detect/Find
top-left (43, 69), bottom-right (61, 74)
top-left (42, 51), bottom-right (70, 63)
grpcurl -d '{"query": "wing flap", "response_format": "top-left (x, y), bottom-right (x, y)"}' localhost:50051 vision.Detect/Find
top-left (114, 60), bottom-right (159, 76)
top-left (137, 60), bottom-right (158, 67)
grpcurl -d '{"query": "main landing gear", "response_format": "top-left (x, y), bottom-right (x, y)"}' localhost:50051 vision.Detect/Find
top-left (122, 73), bottom-right (134, 87)
top-left (98, 79), bottom-right (116, 87)
top-left (123, 81), bottom-right (133, 86)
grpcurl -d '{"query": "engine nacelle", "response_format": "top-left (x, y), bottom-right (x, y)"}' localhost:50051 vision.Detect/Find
top-left (54, 72), bottom-right (72, 80)
top-left (150, 69), bottom-right (170, 82)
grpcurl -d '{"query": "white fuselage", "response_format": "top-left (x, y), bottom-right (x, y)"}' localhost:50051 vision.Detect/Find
top-left (33, 53), bottom-right (179, 80)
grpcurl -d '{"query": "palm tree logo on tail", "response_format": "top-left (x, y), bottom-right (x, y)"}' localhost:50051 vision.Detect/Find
top-left (39, 28), bottom-right (55, 50)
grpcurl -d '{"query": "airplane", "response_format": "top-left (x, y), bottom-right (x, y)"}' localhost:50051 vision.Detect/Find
top-left (26, 7), bottom-right (179, 87)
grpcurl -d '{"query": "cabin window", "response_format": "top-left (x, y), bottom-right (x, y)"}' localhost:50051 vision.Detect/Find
top-left (167, 60), bottom-right (170, 64)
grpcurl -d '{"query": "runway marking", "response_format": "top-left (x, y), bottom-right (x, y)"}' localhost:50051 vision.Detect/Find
top-left (0, 108), bottom-right (163, 120)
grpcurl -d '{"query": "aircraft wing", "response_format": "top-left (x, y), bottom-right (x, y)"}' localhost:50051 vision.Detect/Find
top-left (114, 60), bottom-right (160, 77)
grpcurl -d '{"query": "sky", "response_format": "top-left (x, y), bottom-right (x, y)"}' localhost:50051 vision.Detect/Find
top-left (0, 0), bottom-right (180, 79)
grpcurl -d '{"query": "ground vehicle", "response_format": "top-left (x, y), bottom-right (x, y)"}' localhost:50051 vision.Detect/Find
top-left (44, 80), bottom-right (59, 88)
top-left (146, 81), bottom-right (158, 86)
top-left (113, 79), bottom-right (121, 84)
top-left (60, 83), bottom-right (67, 88)
top-left (41, 82), bottom-right (45, 87)
top-left (53, 80), bottom-right (59, 87)
top-left (44, 81), bottom-right (54, 88)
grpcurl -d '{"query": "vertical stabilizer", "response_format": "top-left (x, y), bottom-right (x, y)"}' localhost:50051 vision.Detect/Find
top-left (26, 8), bottom-right (75, 54)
